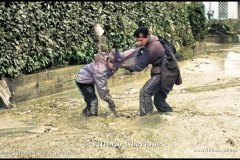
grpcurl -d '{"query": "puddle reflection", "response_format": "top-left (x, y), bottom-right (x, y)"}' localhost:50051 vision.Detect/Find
top-left (224, 51), bottom-right (240, 77)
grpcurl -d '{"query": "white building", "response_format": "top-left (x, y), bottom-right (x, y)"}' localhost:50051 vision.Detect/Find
top-left (203, 1), bottom-right (240, 19)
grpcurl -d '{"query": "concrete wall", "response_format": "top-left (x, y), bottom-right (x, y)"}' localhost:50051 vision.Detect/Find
top-left (6, 65), bottom-right (81, 103)
top-left (204, 35), bottom-right (239, 43)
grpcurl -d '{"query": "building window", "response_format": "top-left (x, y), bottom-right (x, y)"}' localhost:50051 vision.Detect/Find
top-left (219, 1), bottom-right (228, 19)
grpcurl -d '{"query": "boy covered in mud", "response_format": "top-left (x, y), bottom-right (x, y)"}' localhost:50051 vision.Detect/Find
top-left (75, 49), bottom-right (136, 117)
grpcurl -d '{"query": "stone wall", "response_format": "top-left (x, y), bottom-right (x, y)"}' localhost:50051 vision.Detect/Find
top-left (204, 35), bottom-right (239, 43)
top-left (6, 65), bottom-right (81, 103)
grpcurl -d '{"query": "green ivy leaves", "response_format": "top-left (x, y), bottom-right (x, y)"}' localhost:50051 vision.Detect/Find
top-left (0, 2), bottom-right (206, 78)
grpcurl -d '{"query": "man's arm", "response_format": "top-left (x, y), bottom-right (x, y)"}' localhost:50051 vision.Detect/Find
top-left (124, 49), bottom-right (151, 72)
top-left (122, 48), bottom-right (137, 61)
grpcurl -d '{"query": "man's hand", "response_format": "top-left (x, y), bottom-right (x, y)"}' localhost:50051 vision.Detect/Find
top-left (119, 64), bottom-right (129, 69)
top-left (120, 64), bottom-right (134, 75)
top-left (120, 64), bottom-right (132, 71)
top-left (107, 99), bottom-right (116, 110)
top-left (104, 96), bottom-right (118, 116)
top-left (108, 100), bottom-right (118, 116)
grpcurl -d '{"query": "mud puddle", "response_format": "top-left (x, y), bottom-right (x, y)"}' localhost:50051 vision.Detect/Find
top-left (224, 51), bottom-right (240, 77)
top-left (0, 121), bottom-right (36, 137)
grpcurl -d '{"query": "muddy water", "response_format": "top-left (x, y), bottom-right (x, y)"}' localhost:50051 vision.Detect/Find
top-left (224, 51), bottom-right (240, 77)
top-left (0, 43), bottom-right (240, 158)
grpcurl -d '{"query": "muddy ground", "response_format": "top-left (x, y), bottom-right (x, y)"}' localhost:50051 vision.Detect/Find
top-left (0, 43), bottom-right (240, 158)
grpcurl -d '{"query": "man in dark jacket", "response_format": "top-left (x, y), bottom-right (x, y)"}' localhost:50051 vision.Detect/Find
top-left (76, 49), bottom-right (136, 116)
top-left (121, 26), bottom-right (182, 116)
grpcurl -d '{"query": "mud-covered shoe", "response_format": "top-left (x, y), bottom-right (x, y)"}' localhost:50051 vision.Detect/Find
top-left (82, 109), bottom-right (88, 116)
top-left (82, 109), bottom-right (97, 116)
top-left (158, 107), bottom-right (173, 112)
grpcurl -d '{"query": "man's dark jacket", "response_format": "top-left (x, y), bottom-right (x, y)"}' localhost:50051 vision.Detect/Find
top-left (125, 35), bottom-right (182, 95)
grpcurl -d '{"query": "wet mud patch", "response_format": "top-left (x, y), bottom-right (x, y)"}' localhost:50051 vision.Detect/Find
top-left (0, 121), bottom-right (37, 137)
top-left (183, 78), bottom-right (240, 93)
top-left (1, 43), bottom-right (240, 158)
top-left (133, 114), bottom-right (163, 128)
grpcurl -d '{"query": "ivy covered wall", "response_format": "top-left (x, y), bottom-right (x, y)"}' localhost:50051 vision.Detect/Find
top-left (0, 2), bottom-right (206, 78)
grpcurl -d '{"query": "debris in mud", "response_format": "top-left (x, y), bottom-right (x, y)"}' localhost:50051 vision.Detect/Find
top-left (195, 64), bottom-right (200, 68)
top-left (186, 67), bottom-right (195, 71)
top-left (125, 88), bottom-right (139, 95)
top-left (226, 138), bottom-right (235, 147)
top-left (17, 110), bottom-right (32, 115)
top-left (28, 125), bottom-right (59, 133)
top-left (114, 112), bottom-right (138, 119)
top-left (175, 89), bottom-right (187, 93)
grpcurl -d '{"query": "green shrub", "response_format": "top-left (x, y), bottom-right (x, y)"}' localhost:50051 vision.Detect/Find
top-left (187, 2), bottom-right (207, 41)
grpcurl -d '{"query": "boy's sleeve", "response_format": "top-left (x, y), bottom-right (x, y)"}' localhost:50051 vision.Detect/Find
top-left (93, 68), bottom-right (111, 100)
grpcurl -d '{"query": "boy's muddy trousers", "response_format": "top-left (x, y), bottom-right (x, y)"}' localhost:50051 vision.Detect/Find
top-left (76, 81), bottom-right (98, 116)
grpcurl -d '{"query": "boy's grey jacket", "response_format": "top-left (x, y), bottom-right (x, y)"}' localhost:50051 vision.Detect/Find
top-left (76, 49), bottom-right (135, 100)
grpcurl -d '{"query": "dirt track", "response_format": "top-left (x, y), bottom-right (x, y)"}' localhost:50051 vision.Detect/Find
top-left (0, 43), bottom-right (240, 158)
